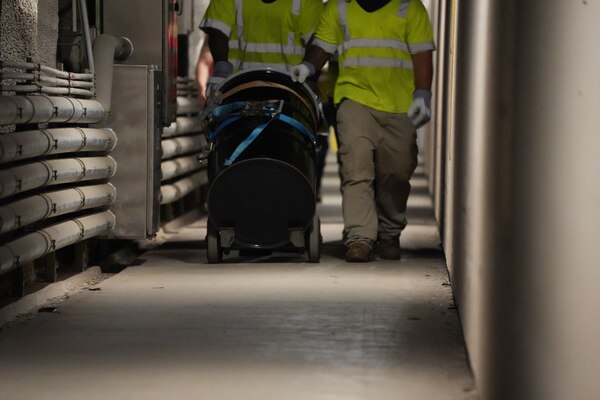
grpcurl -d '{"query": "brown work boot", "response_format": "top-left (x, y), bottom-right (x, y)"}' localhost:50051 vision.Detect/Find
top-left (345, 241), bottom-right (373, 262)
top-left (377, 237), bottom-right (402, 260)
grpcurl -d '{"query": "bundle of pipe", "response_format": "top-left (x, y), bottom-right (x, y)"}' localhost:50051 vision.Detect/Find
top-left (0, 19), bottom-right (134, 278)
top-left (0, 156), bottom-right (116, 199)
top-left (162, 117), bottom-right (204, 138)
top-left (0, 127), bottom-right (116, 163)
top-left (0, 184), bottom-right (116, 235)
top-left (159, 134), bottom-right (207, 203)
top-left (0, 211), bottom-right (116, 276)
top-left (0, 95), bottom-right (106, 125)
top-left (0, 61), bottom-right (95, 97)
top-left (176, 96), bottom-right (201, 115)
top-left (159, 77), bottom-right (209, 206)
top-left (161, 155), bottom-right (204, 182)
top-left (161, 136), bottom-right (206, 160)
top-left (160, 170), bottom-right (208, 205)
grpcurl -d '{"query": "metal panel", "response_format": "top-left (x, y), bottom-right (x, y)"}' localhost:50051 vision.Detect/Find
top-left (102, 0), bottom-right (178, 126)
top-left (96, 65), bottom-right (161, 239)
top-left (102, 0), bottom-right (163, 66)
top-left (177, 0), bottom-right (194, 34)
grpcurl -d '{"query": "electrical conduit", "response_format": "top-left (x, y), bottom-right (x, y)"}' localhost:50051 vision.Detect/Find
top-left (0, 211), bottom-right (116, 276)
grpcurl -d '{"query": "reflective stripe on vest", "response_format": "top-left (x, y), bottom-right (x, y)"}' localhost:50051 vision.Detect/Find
top-left (398, 0), bottom-right (410, 18)
top-left (237, 61), bottom-right (291, 71)
top-left (342, 57), bottom-right (413, 69)
top-left (203, 18), bottom-right (232, 37)
top-left (338, 38), bottom-right (410, 54)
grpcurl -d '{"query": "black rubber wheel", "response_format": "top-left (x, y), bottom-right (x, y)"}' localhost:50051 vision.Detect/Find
top-left (306, 214), bottom-right (321, 263)
top-left (206, 220), bottom-right (223, 264)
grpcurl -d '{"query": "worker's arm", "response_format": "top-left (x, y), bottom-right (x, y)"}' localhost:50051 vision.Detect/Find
top-left (291, 45), bottom-right (332, 83)
top-left (203, 28), bottom-right (229, 63)
top-left (408, 50), bottom-right (434, 127)
top-left (200, 28), bottom-right (233, 98)
top-left (304, 45), bottom-right (332, 73)
top-left (412, 50), bottom-right (433, 91)
top-left (195, 41), bottom-right (214, 104)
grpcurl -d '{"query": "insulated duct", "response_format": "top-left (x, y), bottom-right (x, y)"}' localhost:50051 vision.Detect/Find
top-left (0, 211), bottom-right (116, 276)
top-left (161, 136), bottom-right (206, 159)
top-left (0, 128), bottom-right (116, 163)
top-left (160, 170), bottom-right (208, 205)
top-left (0, 72), bottom-right (95, 88)
top-left (162, 117), bottom-right (203, 138)
top-left (0, 95), bottom-right (107, 125)
top-left (161, 154), bottom-right (203, 181)
top-left (176, 96), bottom-right (201, 115)
top-left (92, 34), bottom-right (134, 113)
top-left (0, 156), bottom-right (117, 199)
top-left (0, 61), bottom-right (94, 81)
top-left (78, 0), bottom-right (95, 73)
top-left (0, 183), bottom-right (116, 235)
top-left (2, 85), bottom-right (95, 97)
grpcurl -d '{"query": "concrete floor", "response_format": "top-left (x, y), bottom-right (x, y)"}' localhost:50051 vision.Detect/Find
top-left (0, 156), bottom-right (477, 400)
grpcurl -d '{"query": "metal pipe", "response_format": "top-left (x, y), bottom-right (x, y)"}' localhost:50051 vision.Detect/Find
top-left (1, 85), bottom-right (94, 97)
top-left (0, 156), bottom-right (117, 200)
top-left (0, 95), bottom-right (106, 125)
top-left (77, 0), bottom-right (95, 73)
top-left (162, 117), bottom-right (204, 138)
top-left (0, 183), bottom-right (116, 235)
top-left (160, 170), bottom-right (208, 205)
top-left (162, 122), bottom-right (178, 137)
top-left (0, 127), bottom-right (116, 164)
top-left (161, 136), bottom-right (205, 159)
top-left (38, 75), bottom-right (95, 88)
top-left (0, 211), bottom-right (116, 276)
top-left (0, 62), bottom-right (94, 81)
top-left (92, 34), bottom-right (133, 112)
top-left (0, 73), bottom-right (94, 89)
top-left (0, 72), bottom-right (36, 81)
top-left (40, 86), bottom-right (94, 97)
top-left (176, 96), bottom-right (201, 115)
top-left (40, 65), bottom-right (94, 80)
top-left (161, 154), bottom-right (203, 181)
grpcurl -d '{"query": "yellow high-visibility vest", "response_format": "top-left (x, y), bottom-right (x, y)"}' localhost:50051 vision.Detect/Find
top-left (314, 0), bottom-right (435, 113)
top-left (201, 0), bottom-right (323, 72)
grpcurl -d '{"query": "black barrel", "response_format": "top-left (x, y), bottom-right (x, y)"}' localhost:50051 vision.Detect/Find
top-left (206, 68), bottom-right (319, 249)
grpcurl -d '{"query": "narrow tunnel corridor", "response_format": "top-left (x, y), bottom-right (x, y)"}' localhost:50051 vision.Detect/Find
top-left (0, 155), bottom-right (476, 399)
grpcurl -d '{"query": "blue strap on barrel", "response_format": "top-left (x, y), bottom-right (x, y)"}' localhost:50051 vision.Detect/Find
top-left (208, 100), bottom-right (316, 166)
top-left (223, 114), bottom-right (316, 166)
top-left (277, 113), bottom-right (315, 142)
top-left (208, 115), bottom-right (241, 141)
top-left (224, 119), bottom-right (275, 166)
top-left (211, 102), bottom-right (246, 118)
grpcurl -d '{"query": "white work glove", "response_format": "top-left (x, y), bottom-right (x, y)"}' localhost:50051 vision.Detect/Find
top-left (290, 62), bottom-right (315, 83)
top-left (206, 61), bottom-right (233, 98)
top-left (408, 89), bottom-right (432, 128)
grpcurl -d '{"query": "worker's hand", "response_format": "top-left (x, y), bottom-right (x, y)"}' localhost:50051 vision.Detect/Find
top-left (205, 61), bottom-right (233, 98)
top-left (408, 89), bottom-right (432, 128)
top-left (205, 76), bottom-right (225, 98)
top-left (290, 62), bottom-right (315, 83)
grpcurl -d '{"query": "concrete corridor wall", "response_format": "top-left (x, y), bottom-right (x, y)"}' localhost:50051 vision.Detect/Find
top-left (0, 0), bottom-right (58, 65)
top-left (432, 1), bottom-right (600, 399)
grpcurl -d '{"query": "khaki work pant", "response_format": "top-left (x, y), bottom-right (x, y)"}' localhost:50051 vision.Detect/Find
top-left (336, 99), bottom-right (418, 245)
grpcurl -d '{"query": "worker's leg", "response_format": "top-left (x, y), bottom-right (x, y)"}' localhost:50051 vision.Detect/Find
top-left (336, 99), bottom-right (378, 245)
top-left (374, 111), bottom-right (418, 240)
